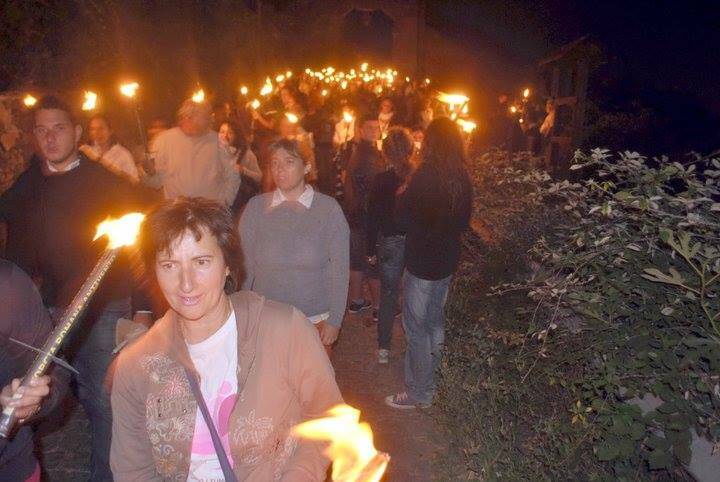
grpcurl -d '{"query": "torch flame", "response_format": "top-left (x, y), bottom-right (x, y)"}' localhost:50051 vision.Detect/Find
top-left (523, 88), bottom-right (530, 98)
top-left (192, 89), bottom-right (205, 103)
top-left (240, 85), bottom-right (248, 96)
top-left (260, 78), bottom-right (273, 96)
top-left (292, 404), bottom-right (389, 482)
top-left (250, 99), bottom-right (261, 110)
top-left (343, 111), bottom-right (354, 123)
top-left (510, 105), bottom-right (518, 114)
top-left (93, 213), bottom-right (145, 250)
top-left (360, 62), bottom-right (368, 72)
top-left (82, 91), bottom-right (98, 111)
top-left (23, 94), bottom-right (37, 107)
top-left (437, 92), bottom-right (469, 106)
top-left (285, 112), bottom-right (299, 124)
top-left (120, 82), bottom-right (139, 98)
top-left (457, 119), bottom-right (477, 133)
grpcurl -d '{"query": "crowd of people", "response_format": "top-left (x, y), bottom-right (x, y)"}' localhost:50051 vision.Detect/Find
top-left (0, 69), bottom-right (473, 481)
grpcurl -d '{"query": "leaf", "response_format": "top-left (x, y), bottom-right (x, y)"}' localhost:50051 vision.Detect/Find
top-left (659, 228), bottom-right (673, 243)
top-left (674, 440), bottom-right (692, 465)
top-left (647, 450), bottom-right (673, 470)
top-left (570, 163), bottom-right (585, 170)
top-left (595, 443), bottom-right (618, 461)
top-left (661, 307), bottom-right (674, 316)
top-left (645, 435), bottom-right (670, 451)
top-left (630, 422), bottom-right (646, 441)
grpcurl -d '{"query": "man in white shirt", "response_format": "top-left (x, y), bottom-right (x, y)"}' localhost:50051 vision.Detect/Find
top-left (144, 99), bottom-right (240, 205)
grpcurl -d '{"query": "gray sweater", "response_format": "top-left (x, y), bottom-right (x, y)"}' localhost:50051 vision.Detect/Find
top-left (239, 191), bottom-right (350, 327)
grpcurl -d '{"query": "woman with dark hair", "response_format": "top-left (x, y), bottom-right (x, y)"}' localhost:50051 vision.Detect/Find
top-left (80, 114), bottom-right (139, 184)
top-left (385, 117), bottom-right (473, 410)
top-left (239, 139), bottom-right (349, 355)
top-left (111, 197), bottom-right (343, 480)
top-left (218, 120), bottom-right (262, 184)
top-left (366, 127), bottom-right (415, 364)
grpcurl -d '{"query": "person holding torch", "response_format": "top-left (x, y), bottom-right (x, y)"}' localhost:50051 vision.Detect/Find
top-left (0, 95), bottom-right (154, 481)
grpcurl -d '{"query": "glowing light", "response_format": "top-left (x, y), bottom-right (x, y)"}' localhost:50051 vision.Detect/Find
top-left (292, 404), bottom-right (389, 482)
top-left (94, 213), bottom-right (145, 250)
top-left (405, 76), bottom-right (410, 82)
top-left (343, 111), bottom-right (354, 123)
top-left (191, 89), bottom-right (205, 103)
top-left (285, 112), bottom-right (299, 124)
top-left (321, 89), bottom-right (328, 97)
top-left (450, 112), bottom-right (458, 120)
top-left (240, 85), bottom-right (249, 96)
top-left (437, 92), bottom-right (469, 106)
top-left (341, 80), bottom-right (348, 90)
top-left (119, 82), bottom-right (139, 98)
top-left (305, 68), bottom-right (312, 74)
top-left (82, 91), bottom-right (98, 111)
top-left (510, 106), bottom-right (518, 114)
top-left (23, 94), bottom-right (37, 107)
top-left (360, 62), bottom-right (368, 72)
top-left (275, 74), bottom-right (285, 83)
top-left (424, 78), bottom-right (431, 85)
top-left (260, 78), bottom-right (273, 96)
top-left (250, 99), bottom-right (261, 110)
top-left (523, 88), bottom-right (530, 99)
top-left (457, 119), bottom-right (477, 133)
top-left (461, 104), bottom-right (469, 114)
top-left (285, 70), bottom-right (293, 78)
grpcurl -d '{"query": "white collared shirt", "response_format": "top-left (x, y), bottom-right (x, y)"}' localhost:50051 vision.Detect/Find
top-left (46, 157), bottom-right (81, 173)
top-left (269, 184), bottom-right (315, 209)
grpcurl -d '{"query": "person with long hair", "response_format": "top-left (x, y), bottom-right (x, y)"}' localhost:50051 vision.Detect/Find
top-left (366, 127), bottom-right (415, 364)
top-left (218, 120), bottom-right (262, 184)
top-left (239, 139), bottom-right (349, 355)
top-left (385, 117), bottom-right (473, 409)
top-left (80, 114), bottom-right (139, 184)
top-left (111, 198), bottom-right (343, 480)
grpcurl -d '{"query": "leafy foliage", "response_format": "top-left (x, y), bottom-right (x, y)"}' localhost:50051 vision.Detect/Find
top-left (438, 149), bottom-right (719, 480)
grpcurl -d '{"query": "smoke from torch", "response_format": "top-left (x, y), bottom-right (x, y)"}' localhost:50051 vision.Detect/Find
top-left (0, 213), bottom-right (145, 439)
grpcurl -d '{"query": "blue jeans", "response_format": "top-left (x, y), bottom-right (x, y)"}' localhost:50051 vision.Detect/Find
top-left (63, 298), bottom-right (130, 482)
top-left (402, 271), bottom-right (452, 405)
top-left (377, 235), bottom-right (405, 350)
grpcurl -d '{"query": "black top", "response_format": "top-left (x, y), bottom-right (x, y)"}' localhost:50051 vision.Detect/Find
top-left (0, 260), bottom-right (70, 479)
top-left (396, 164), bottom-right (473, 280)
top-left (345, 140), bottom-right (382, 228)
top-left (366, 168), bottom-right (403, 256)
top-left (0, 156), bottom-right (155, 312)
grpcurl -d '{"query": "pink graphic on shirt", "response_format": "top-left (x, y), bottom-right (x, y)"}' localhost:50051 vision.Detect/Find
top-left (191, 380), bottom-right (238, 465)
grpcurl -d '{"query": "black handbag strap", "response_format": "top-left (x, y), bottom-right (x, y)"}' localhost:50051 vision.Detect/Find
top-left (184, 367), bottom-right (238, 482)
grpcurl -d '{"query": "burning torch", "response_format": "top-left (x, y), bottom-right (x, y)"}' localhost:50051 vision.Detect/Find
top-left (0, 213), bottom-right (145, 439)
top-left (119, 82), bottom-right (153, 175)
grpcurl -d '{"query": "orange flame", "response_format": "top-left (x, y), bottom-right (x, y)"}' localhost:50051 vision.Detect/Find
top-left (23, 94), bottom-right (37, 107)
top-left (437, 92), bottom-right (469, 106)
top-left (292, 404), bottom-right (389, 482)
top-left (120, 82), bottom-right (139, 98)
top-left (93, 213), bottom-right (145, 249)
top-left (191, 89), bottom-right (205, 103)
top-left (82, 91), bottom-right (98, 111)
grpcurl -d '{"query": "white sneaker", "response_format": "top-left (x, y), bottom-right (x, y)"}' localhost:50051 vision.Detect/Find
top-left (378, 349), bottom-right (390, 364)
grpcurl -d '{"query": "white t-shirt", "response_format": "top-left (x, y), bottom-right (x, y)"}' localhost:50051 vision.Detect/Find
top-left (186, 310), bottom-right (238, 482)
top-left (89, 143), bottom-right (139, 183)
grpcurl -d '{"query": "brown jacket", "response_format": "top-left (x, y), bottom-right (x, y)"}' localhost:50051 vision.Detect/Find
top-left (110, 291), bottom-right (343, 481)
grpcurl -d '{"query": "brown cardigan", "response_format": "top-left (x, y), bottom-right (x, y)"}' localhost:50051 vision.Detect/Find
top-left (110, 290), bottom-right (343, 481)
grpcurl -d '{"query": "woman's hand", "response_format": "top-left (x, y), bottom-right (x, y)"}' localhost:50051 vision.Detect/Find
top-left (0, 376), bottom-right (51, 424)
top-left (79, 144), bottom-right (100, 161)
top-left (318, 322), bottom-right (340, 346)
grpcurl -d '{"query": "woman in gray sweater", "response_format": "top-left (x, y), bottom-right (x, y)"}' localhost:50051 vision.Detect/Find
top-left (239, 138), bottom-right (350, 354)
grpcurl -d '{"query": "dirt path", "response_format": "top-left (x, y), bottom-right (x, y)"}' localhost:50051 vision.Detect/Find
top-left (333, 310), bottom-right (449, 482)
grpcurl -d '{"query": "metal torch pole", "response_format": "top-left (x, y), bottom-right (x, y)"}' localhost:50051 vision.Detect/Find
top-left (132, 103), bottom-right (154, 175)
top-left (0, 248), bottom-right (120, 439)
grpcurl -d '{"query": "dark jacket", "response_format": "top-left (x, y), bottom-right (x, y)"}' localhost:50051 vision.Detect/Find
top-left (396, 164), bottom-right (473, 280)
top-left (0, 260), bottom-right (70, 481)
top-left (366, 168), bottom-right (404, 256)
top-left (0, 155), bottom-right (155, 313)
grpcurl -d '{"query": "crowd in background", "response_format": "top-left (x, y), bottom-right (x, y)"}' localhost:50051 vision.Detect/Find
top-left (0, 69), bottom-right (473, 481)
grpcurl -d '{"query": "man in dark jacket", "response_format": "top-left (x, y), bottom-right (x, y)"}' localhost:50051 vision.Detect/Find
top-left (0, 260), bottom-right (69, 482)
top-left (0, 95), bottom-right (154, 481)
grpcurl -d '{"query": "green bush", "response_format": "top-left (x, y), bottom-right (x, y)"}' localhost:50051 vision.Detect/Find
top-left (438, 149), bottom-right (719, 480)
